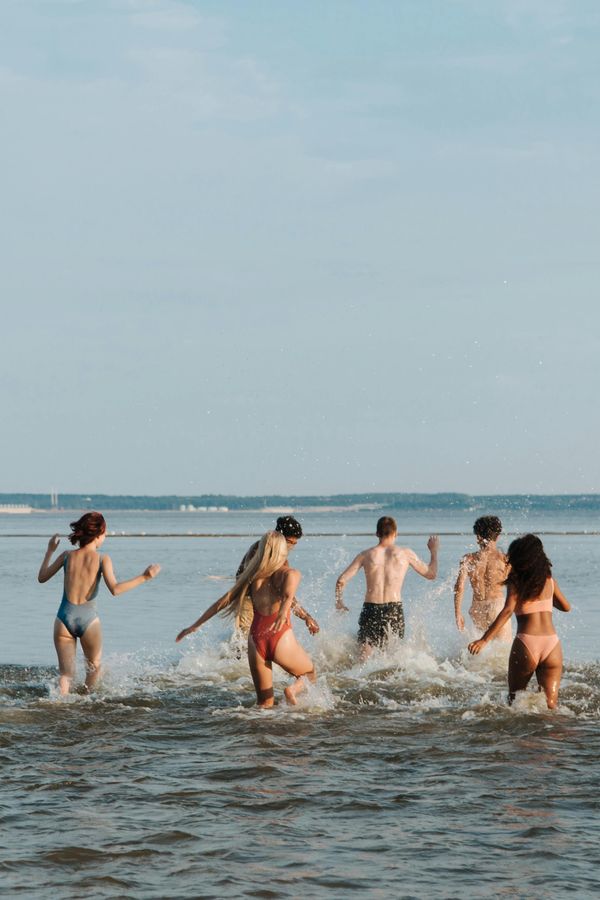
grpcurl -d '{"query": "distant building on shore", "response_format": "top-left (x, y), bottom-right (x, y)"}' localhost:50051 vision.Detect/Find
top-left (179, 504), bottom-right (228, 512)
top-left (0, 504), bottom-right (33, 514)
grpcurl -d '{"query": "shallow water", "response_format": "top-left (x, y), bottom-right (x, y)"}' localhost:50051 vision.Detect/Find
top-left (2, 510), bottom-right (600, 897)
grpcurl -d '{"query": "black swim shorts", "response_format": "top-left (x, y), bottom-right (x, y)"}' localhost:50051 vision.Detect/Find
top-left (357, 602), bottom-right (405, 647)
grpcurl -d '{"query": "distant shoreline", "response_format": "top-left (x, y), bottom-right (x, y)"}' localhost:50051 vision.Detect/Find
top-left (0, 504), bottom-right (386, 515)
top-left (1, 531), bottom-right (600, 538)
top-left (2, 492), bottom-right (600, 513)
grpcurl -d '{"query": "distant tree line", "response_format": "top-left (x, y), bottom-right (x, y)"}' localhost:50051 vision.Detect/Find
top-left (2, 493), bottom-right (600, 511)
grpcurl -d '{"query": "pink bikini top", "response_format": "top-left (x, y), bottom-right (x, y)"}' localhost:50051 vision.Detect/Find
top-left (514, 578), bottom-right (554, 616)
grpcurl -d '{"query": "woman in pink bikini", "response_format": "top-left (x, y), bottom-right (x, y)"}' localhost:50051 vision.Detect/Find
top-left (468, 534), bottom-right (571, 709)
top-left (176, 531), bottom-right (316, 707)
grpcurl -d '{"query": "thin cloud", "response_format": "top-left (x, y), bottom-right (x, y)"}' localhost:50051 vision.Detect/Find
top-left (126, 0), bottom-right (205, 32)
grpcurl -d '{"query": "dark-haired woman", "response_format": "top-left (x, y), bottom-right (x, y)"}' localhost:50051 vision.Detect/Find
top-left (38, 512), bottom-right (160, 695)
top-left (468, 534), bottom-right (570, 709)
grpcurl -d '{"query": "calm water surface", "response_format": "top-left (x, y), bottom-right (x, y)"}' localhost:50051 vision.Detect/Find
top-left (2, 510), bottom-right (600, 898)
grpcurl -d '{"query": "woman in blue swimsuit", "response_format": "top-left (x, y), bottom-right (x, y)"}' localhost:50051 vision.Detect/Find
top-left (38, 512), bottom-right (160, 695)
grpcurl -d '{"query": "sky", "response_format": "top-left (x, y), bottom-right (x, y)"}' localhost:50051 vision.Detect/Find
top-left (2, 0), bottom-right (600, 496)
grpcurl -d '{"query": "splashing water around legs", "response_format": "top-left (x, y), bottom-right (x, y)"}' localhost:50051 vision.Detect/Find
top-left (283, 668), bottom-right (317, 706)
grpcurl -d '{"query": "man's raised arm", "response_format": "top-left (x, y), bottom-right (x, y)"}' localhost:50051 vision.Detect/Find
top-left (408, 535), bottom-right (439, 581)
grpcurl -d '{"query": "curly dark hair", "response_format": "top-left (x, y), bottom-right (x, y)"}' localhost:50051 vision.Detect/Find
top-left (275, 516), bottom-right (303, 539)
top-left (473, 516), bottom-right (502, 542)
top-left (505, 533), bottom-right (552, 602)
top-left (69, 511), bottom-right (106, 547)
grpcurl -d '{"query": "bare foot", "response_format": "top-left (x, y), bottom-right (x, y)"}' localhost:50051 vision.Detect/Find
top-left (257, 699), bottom-right (275, 709)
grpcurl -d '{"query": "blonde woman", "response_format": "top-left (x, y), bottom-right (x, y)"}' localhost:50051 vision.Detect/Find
top-left (176, 532), bottom-right (316, 707)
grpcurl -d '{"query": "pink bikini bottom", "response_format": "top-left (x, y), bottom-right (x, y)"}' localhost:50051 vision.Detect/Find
top-left (515, 633), bottom-right (560, 667)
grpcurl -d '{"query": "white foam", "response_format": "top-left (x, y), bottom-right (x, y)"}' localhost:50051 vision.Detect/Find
top-left (26, 576), bottom-right (596, 718)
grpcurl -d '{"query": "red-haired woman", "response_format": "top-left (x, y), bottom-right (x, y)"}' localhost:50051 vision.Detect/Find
top-left (468, 534), bottom-right (570, 709)
top-left (38, 512), bottom-right (160, 695)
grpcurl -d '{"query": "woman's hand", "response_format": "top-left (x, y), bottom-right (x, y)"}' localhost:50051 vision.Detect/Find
top-left (175, 626), bottom-right (196, 643)
top-left (48, 534), bottom-right (60, 553)
top-left (305, 615), bottom-right (320, 635)
top-left (468, 638), bottom-right (487, 655)
top-left (267, 612), bottom-right (288, 633)
top-left (456, 613), bottom-right (465, 632)
top-left (144, 564), bottom-right (161, 579)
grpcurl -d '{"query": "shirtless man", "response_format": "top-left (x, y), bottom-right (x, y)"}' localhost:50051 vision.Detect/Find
top-left (335, 516), bottom-right (439, 659)
top-left (235, 516), bottom-right (319, 637)
top-left (454, 515), bottom-right (511, 642)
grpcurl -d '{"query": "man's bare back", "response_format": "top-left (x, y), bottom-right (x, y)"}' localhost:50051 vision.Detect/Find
top-left (454, 517), bottom-right (511, 640)
top-left (336, 517), bottom-right (438, 658)
top-left (462, 546), bottom-right (508, 604)
top-left (348, 543), bottom-right (435, 605)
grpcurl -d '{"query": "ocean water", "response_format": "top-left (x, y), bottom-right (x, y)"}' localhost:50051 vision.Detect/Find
top-left (2, 508), bottom-right (600, 898)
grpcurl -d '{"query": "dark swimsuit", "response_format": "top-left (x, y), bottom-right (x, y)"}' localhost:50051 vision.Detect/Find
top-left (56, 553), bottom-right (102, 638)
top-left (358, 602), bottom-right (405, 647)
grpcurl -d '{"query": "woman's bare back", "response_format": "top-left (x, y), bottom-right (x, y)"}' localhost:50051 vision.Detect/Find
top-left (64, 548), bottom-right (103, 604)
top-left (251, 567), bottom-right (295, 615)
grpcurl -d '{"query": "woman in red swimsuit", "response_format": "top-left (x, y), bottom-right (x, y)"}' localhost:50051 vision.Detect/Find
top-left (176, 531), bottom-right (316, 707)
top-left (468, 534), bottom-right (571, 709)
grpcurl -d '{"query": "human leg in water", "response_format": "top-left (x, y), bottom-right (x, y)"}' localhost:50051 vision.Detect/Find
top-left (507, 636), bottom-right (537, 704)
top-left (358, 640), bottom-right (376, 663)
top-left (80, 619), bottom-right (103, 692)
top-left (53, 619), bottom-right (77, 695)
top-left (248, 634), bottom-right (275, 708)
top-left (272, 629), bottom-right (316, 705)
top-left (535, 641), bottom-right (563, 710)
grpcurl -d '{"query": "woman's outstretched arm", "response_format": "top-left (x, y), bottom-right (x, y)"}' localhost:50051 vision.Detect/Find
top-left (176, 592), bottom-right (234, 642)
top-left (102, 555), bottom-right (160, 596)
top-left (38, 535), bottom-right (67, 583)
top-left (468, 591), bottom-right (517, 654)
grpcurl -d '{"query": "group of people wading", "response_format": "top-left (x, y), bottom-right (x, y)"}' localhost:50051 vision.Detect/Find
top-left (38, 512), bottom-right (570, 709)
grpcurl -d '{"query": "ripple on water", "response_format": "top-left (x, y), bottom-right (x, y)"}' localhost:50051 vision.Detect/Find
top-left (2, 636), bottom-right (600, 899)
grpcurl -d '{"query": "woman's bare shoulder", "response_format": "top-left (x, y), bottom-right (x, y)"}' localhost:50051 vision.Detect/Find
top-left (281, 566), bottom-right (301, 586)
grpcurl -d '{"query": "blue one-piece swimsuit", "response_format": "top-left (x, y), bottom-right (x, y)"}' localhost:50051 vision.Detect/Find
top-left (56, 553), bottom-right (102, 638)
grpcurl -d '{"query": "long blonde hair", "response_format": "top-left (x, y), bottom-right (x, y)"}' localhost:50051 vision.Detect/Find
top-left (219, 531), bottom-right (288, 619)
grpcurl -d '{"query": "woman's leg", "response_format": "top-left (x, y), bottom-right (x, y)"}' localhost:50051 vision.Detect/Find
top-left (247, 635), bottom-right (275, 707)
top-left (508, 637), bottom-right (536, 704)
top-left (80, 619), bottom-right (102, 693)
top-left (53, 619), bottom-right (77, 695)
top-left (272, 630), bottom-right (316, 706)
top-left (535, 642), bottom-right (563, 709)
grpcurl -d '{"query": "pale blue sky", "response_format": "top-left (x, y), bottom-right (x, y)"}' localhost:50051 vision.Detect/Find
top-left (2, 0), bottom-right (599, 495)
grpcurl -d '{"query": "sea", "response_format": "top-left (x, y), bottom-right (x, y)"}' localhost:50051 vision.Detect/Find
top-left (1, 505), bottom-right (600, 899)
